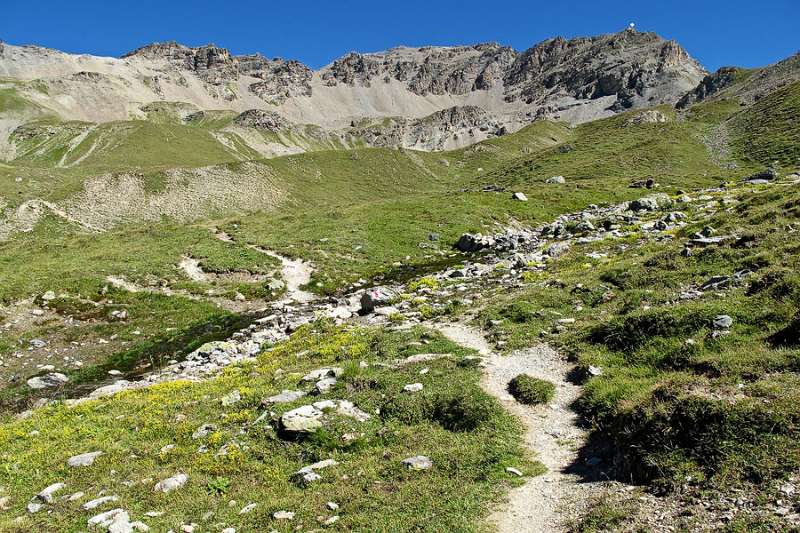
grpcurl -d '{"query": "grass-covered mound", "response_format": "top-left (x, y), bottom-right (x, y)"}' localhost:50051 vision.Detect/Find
top-left (508, 375), bottom-right (555, 405)
top-left (480, 180), bottom-right (800, 503)
top-left (0, 321), bottom-right (537, 531)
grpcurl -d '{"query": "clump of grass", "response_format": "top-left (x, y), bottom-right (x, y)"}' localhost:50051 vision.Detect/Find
top-left (508, 375), bottom-right (555, 405)
top-left (571, 496), bottom-right (635, 532)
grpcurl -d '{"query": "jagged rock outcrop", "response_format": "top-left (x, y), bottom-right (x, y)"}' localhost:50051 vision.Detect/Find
top-left (503, 30), bottom-right (704, 112)
top-left (676, 66), bottom-right (742, 108)
top-left (320, 44), bottom-right (517, 96)
top-left (233, 109), bottom-right (289, 132)
top-left (352, 105), bottom-right (503, 150)
top-left (678, 52), bottom-right (800, 109)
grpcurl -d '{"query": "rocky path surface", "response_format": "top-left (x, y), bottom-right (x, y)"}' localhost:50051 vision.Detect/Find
top-left (248, 246), bottom-right (316, 304)
top-left (437, 323), bottom-right (609, 532)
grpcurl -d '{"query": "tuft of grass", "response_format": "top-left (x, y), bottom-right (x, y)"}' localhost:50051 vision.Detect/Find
top-left (508, 375), bottom-right (556, 405)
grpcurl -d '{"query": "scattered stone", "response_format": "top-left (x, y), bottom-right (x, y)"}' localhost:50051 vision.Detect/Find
top-left (68, 451), bottom-right (103, 467)
top-left (273, 510), bottom-right (295, 520)
top-left (713, 315), bottom-right (733, 330)
top-left (744, 168), bottom-right (777, 183)
top-left (221, 390), bottom-right (241, 406)
top-left (294, 459), bottom-right (339, 484)
top-left (701, 275), bottom-right (732, 291)
top-left (588, 365), bottom-right (603, 377)
top-left (280, 404), bottom-right (324, 433)
top-left (545, 242), bottom-right (571, 258)
top-left (313, 377), bottom-right (338, 394)
top-left (28, 482), bottom-right (66, 513)
top-left (82, 495), bottom-right (119, 510)
top-left (506, 467), bottom-right (524, 477)
top-left (192, 424), bottom-right (217, 439)
top-left (628, 196), bottom-right (660, 212)
top-left (403, 383), bottom-right (424, 393)
top-left (264, 390), bottom-right (307, 404)
top-left (455, 233), bottom-right (486, 253)
top-left (302, 367), bottom-right (343, 382)
top-left (239, 503), bottom-right (258, 514)
top-left (546, 175), bottom-right (566, 184)
top-left (512, 192), bottom-right (528, 202)
top-left (327, 502), bottom-right (339, 511)
top-left (401, 455), bottom-right (433, 470)
top-left (88, 508), bottom-right (125, 529)
top-left (153, 473), bottom-right (187, 493)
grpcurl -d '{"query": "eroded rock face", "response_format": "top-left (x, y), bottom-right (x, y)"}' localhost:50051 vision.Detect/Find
top-left (352, 105), bottom-right (503, 151)
top-left (503, 30), bottom-right (705, 111)
top-left (233, 109), bottom-right (290, 132)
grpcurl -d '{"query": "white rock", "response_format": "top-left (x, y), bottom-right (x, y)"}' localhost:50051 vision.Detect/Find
top-left (273, 510), bottom-right (295, 520)
top-left (27, 372), bottom-right (69, 389)
top-left (221, 390), bottom-right (241, 406)
top-left (88, 508), bottom-right (125, 528)
top-left (280, 404), bottom-right (324, 433)
top-left (153, 473), bottom-right (187, 493)
top-left (506, 467), bottom-right (524, 477)
top-left (239, 503), bottom-right (258, 514)
top-left (302, 367), bottom-right (343, 382)
top-left (68, 450), bottom-right (103, 467)
top-left (35, 482), bottom-right (66, 504)
top-left (264, 389), bottom-right (307, 404)
top-left (82, 495), bottom-right (118, 510)
top-left (403, 383), bottom-right (424, 393)
top-left (401, 455), bottom-right (432, 470)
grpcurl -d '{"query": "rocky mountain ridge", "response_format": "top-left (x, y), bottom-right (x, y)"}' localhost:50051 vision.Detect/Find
top-left (0, 29), bottom-right (706, 152)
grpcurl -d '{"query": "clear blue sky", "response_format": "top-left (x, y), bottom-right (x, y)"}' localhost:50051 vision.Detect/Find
top-left (2, 0), bottom-right (798, 72)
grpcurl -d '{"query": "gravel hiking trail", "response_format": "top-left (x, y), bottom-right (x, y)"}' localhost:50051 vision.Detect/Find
top-left (436, 322), bottom-right (607, 532)
top-left (247, 246), bottom-right (316, 304)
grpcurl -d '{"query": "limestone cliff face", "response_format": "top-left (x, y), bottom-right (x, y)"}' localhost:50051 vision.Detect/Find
top-left (0, 30), bottom-right (708, 151)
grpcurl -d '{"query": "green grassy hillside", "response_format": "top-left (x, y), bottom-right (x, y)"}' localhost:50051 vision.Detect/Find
top-left (731, 81), bottom-right (800, 165)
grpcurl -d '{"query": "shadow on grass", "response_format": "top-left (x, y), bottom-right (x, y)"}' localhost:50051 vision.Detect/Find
top-left (0, 312), bottom-right (257, 414)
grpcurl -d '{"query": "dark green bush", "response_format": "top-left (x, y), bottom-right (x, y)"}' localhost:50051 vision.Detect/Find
top-left (508, 374), bottom-right (555, 405)
top-left (432, 390), bottom-right (494, 431)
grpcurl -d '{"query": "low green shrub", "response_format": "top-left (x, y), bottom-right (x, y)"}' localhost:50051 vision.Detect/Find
top-left (508, 375), bottom-right (555, 405)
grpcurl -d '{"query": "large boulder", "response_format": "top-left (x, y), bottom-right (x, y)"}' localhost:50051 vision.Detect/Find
top-left (27, 373), bottom-right (69, 390)
top-left (280, 404), bottom-right (324, 433)
top-left (455, 233), bottom-right (486, 252)
top-left (360, 287), bottom-right (396, 313)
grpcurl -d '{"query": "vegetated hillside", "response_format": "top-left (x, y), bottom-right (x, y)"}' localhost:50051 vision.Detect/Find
top-left (0, 43), bottom-right (798, 531)
top-left (477, 176), bottom-right (800, 529)
top-left (730, 81), bottom-right (800, 165)
top-left (0, 323), bottom-right (536, 531)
